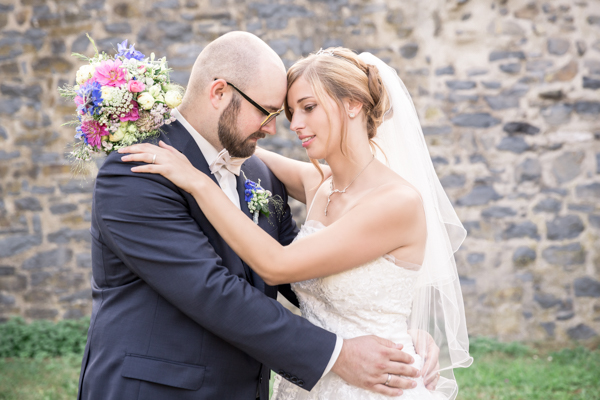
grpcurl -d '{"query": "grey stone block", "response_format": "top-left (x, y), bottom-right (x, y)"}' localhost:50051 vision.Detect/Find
top-left (567, 204), bottom-right (594, 212)
top-left (575, 183), bottom-right (600, 199)
top-left (451, 113), bottom-right (500, 128)
top-left (533, 198), bottom-right (561, 214)
top-left (556, 299), bottom-right (574, 320)
top-left (589, 214), bottom-right (600, 228)
top-left (567, 324), bottom-right (598, 340)
top-left (22, 248), bottom-right (73, 270)
top-left (71, 34), bottom-right (90, 53)
top-left (596, 153), bottom-right (600, 174)
top-left (583, 77), bottom-right (600, 90)
top-left (459, 276), bottom-right (476, 286)
top-left (541, 103), bottom-right (572, 125)
top-left (489, 50), bottom-right (525, 62)
top-left (435, 65), bottom-right (455, 75)
top-left (448, 93), bottom-right (478, 103)
top-left (497, 137), bottom-right (530, 153)
top-left (513, 246), bottom-right (536, 267)
top-left (526, 59), bottom-right (553, 72)
top-left (24, 308), bottom-right (58, 320)
top-left (467, 253), bottom-right (485, 265)
top-left (440, 174), bottom-right (466, 188)
top-left (552, 151), bottom-right (584, 184)
top-left (503, 221), bottom-right (540, 240)
top-left (445, 80), bottom-right (476, 90)
top-left (516, 158), bottom-right (541, 183)
top-left (574, 276), bottom-right (600, 298)
top-left (482, 206), bottom-right (517, 218)
top-left (540, 322), bottom-right (555, 337)
top-left (503, 122), bottom-right (540, 135)
top-left (485, 95), bottom-right (520, 110)
top-left (59, 180), bottom-right (94, 194)
top-left (400, 43), bottom-right (419, 59)
top-left (0, 98), bottom-right (22, 114)
top-left (14, 197), bottom-right (42, 211)
top-left (500, 62), bottom-right (521, 74)
top-left (59, 289), bottom-right (92, 303)
top-left (431, 156), bottom-right (449, 166)
top-left (0, 293), bottom-right (15, 306)
top-left (30, 271), bottom-right (51, 286)
top-left (534, 292), bottom-right (560, 309)
top-left (153, 0), bottom-right (179, 8)
top-left (538, 89), bottom-right (564, 100)
top-left (104, 22), bottom-right (132, 34)
top-left (463, 221), bottom-right (481, 235)
top-left (546, 215), bottom-right (584, 240)
top-left (49, 203), bottom-right (77, 215)
top-left (47, 228), bottom-right (91, 244)
top-left (76, 253), bottom-right (92, 268)
top-left (0, 266), bottom-right (15, 276)
top-left (542, 242), bottom-right (586, 266)
top-left (588, 15), bottom-right (600, 25)
top-left (156, 21), bottom-right (192, 40)
top-left (457, 186), bottom-right (502, 206)
top-left (466, 67), bottom-right (487, 76)
top-left (482, 81), bottom-right (501, 89)
top-left (422, 125), bottom-right (452, 136)
top-left (574, 101), bottom-right (600, 115)
top-left (0, 150), bottom-right (20, 160)
top-left (547, 38), bottom-right (570, 55)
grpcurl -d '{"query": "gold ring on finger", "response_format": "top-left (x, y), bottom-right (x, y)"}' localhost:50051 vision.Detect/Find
top-left (384, 373), bottom-right (392, 386)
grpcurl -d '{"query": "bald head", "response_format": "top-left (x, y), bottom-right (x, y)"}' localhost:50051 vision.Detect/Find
top-left (184, 32), bottom-right (285, 100)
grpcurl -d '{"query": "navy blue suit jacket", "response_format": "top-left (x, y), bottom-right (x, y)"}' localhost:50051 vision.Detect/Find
top-left (77, 121), bottom-right (336, 400)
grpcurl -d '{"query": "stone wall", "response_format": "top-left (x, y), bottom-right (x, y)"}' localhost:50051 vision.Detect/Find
top-left (0, 0), bottom-right (599, 343)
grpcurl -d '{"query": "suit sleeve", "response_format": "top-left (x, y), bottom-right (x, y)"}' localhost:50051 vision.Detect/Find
top-left (94, 155), bottom-right (335, 390)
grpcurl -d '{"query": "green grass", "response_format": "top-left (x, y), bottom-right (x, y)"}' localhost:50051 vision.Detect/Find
top-left (0, 355), bottom-right (81, 400)
top-left (455, 339), bottom-right (600, 400)
top-left (0, 335), bottom-right (598, 399)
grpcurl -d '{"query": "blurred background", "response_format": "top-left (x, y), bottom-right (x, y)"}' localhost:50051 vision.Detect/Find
top-left (0, 0), bottom-right (599, 350)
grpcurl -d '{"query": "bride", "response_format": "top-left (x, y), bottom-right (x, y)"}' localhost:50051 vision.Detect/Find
top-left (119, 47), bottom-right (472, 399)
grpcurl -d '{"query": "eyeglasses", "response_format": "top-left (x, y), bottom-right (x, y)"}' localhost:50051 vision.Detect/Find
top-left (219, 80), bottom-right (284, 127)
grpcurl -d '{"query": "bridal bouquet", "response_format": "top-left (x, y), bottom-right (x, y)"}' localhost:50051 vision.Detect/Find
top-left (59, 35), bottom-right (184, 165)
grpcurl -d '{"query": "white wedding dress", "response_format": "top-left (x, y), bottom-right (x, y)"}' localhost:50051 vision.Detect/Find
top-left (271, 220), bottom-right (441, 400)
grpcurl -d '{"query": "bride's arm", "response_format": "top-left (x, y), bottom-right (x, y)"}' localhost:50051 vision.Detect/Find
top-left (120, 142), bottom-right (422, 285)
top-left (255, 147), bottom-right (331, 204)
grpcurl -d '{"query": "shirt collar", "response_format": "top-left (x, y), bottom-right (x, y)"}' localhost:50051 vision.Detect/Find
top-left (171, 108), bottom-right (220, 165)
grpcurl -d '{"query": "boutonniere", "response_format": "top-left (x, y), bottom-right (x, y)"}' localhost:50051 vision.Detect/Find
top-left (242, 172), bottom-right (284, 224)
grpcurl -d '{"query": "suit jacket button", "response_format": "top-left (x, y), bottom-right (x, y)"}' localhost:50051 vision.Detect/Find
top-left (291, 377), bottom-right (298, 384)
top-left (298, 380), bottom-right (305, 387)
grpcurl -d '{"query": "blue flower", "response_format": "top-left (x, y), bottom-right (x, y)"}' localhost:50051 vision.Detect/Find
top-left (244, 188), bottom-right (253, 202)
top-left (76, 81), bottom-right (103, 116)
top-left (75, 125), bottom-right (89, 145)
top-left (116, 39), bottom-right (145, 61)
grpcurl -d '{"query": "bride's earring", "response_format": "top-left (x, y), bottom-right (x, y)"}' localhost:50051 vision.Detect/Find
top-left (349, 112), bottom-right (355, 118)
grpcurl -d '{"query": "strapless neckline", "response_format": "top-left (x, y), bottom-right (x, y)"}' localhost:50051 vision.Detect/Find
top-left (303, 220), bottom-right (422, 271)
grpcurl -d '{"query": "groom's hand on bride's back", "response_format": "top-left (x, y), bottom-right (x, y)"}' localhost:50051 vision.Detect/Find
top-left (331, 335), bottom-right (419, 397)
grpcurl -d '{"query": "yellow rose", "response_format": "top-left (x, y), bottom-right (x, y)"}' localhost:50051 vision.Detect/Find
top-left (109, 123), bottom-right (127, 142)
top-left (165, 91), bottom-right (182, 108)
top-left (137, 92), bottom-right (155, 110)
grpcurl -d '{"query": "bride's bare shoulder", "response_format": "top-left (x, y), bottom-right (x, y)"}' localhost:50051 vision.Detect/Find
top-left (362, 174), bottom-right (424, 223)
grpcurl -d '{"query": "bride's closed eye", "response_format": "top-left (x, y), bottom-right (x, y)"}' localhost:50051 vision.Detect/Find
top-left (304, 104), bottom-right (316, 112)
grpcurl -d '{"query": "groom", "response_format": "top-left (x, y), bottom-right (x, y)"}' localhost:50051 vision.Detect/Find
top-left (77, 32), bottom-right (421, 399)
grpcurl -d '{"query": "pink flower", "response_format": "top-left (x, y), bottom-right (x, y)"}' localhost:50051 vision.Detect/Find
top-left (128, 79), bottom-right (145, 93)
top-left (120, 100), bottom-right (139, 122)
top-left (92, 59), bottom-right (127, 87)
top-left (138, 65), bottom-right (147, 74)
top-left (81, 119), bottom-right (109, 147)
top-left (74, 96), bottom-right (84, 114)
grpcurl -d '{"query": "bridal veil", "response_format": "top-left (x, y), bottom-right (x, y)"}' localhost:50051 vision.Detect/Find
top-left (358, 53), bottom-right (473, 400)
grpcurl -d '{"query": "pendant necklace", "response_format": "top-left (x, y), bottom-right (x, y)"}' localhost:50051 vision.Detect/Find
top-left (324, 155), bottom-right (375, 216)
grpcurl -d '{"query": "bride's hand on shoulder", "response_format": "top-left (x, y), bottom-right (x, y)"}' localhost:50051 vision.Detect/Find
top-left (119, 141), bottom-right (205, 193)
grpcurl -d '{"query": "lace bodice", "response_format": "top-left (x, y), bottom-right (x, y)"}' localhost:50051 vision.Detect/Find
top-left (272, 221), bottom-right (440, 400)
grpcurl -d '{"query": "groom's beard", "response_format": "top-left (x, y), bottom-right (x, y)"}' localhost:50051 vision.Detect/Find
top-left (218, 96), bottom-right (265, 158)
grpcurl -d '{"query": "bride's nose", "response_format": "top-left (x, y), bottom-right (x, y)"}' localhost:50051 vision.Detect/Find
top-left (289, 113), bottom-right (305, 133)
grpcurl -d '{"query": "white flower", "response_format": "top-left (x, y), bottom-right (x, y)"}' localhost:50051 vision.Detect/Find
top-left (76, 64), bottom-right (95, 85)
top-left (101, 86), bottom-right (115, 103)
top-left (137, 92), bottom-right (155, 110)
top-left (165, 90), bottom-right (182, 108)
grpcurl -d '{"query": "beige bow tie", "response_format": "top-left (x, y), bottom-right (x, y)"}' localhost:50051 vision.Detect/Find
top-left (209, 148), bottom-right (248, 176)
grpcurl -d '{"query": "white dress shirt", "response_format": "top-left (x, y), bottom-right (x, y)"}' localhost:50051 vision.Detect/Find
top-left (172, 108), bottom-right (343, 378)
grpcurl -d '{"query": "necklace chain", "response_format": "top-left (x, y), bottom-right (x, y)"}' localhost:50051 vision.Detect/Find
top-left (324, 155), bottom-right (375, 216)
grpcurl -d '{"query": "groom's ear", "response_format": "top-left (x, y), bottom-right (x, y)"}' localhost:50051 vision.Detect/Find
top-left (209, 79), bottom-right (229, 110)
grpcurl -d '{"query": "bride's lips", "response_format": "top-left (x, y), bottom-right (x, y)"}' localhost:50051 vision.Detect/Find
top-left (299, 135), bottom-right (316, 148)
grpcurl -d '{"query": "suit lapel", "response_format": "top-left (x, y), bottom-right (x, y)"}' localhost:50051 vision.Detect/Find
top-left (167, 122), bottom-right (252, 283)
